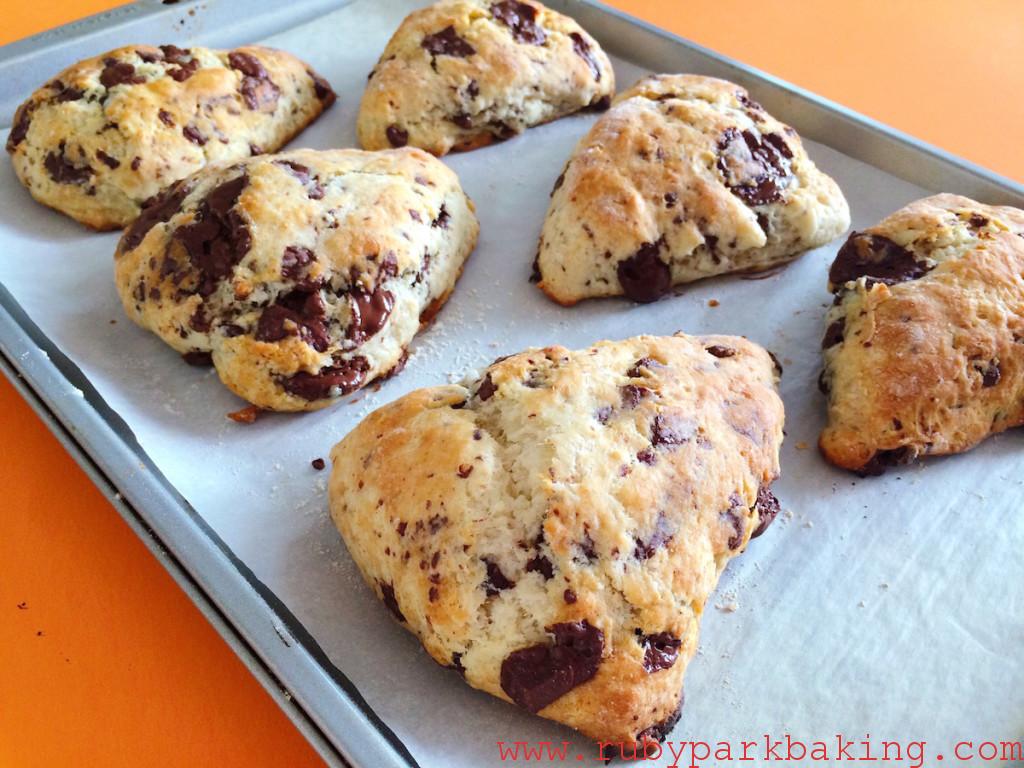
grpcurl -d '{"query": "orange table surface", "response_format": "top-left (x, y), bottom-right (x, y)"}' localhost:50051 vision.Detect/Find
top-left (1, 2), bottom-right (1021, 767)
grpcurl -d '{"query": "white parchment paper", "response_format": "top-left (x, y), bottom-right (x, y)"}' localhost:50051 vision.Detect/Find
top-left (2, 2), bottom-right (1022, 765)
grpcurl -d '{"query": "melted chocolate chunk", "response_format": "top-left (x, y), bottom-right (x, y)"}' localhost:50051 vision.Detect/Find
top-left (722, 506), bottom-right (744, 550)
top-left (550, 169), bottom-right (566, 196)
top-left (589, 94), bottom-right (611, 111)
top-left (307, 69), bottom-right (337, 107)
top-left (281, 245), bottom-right (315, 280)
top-left (311, 457), bottom-right (326, 471)
top-left (182, 124), bottom-right (206, 145)
top-left (620, 384), bottom-right (651, 409)
top-left (448, 652), bottom-right (466, 676)
top-left (968, 213), bottom-right (989, 229)
top-left (491, 0), bottom-right (547, 44)
top-left (159, 45), bottom-right (191, 64)
top-left (705, 345), bottom-right (735, 358)
top-left (664, 192), bottom-right (678, 208)
top-left (500, 621), bottom-right (604, 713)
top-left (274, 160), bottom-right (324, 199)
top-left (282, 355), bottom-right (369, 400)
top-left (634, 512), bottom-right (672, 560)
top-left (569, 32), bottom-right (601, 80)
top-left (716, 128), bottom-right (793, 206)
top-left (627, 357), bottom-right (660, 378)
top-left (451, 112), bottom-right (473, 129)
top-left (255, 288), bottom-right (329, 351)
top-left (386, 125), bottom-right (408, 148)
top-left (158, 109), bottom-right (175, 127)
top-left (348, 286), bottom-right (394, 343)
top-left (639, 632), bottom-right (682, 673)
top-left (638, 701), bottom-right (683, 744)
top-left (829, 233), bottom-right (929, 288)
top-left (432, 204), bottom-right (450, 229)
top-left (736, 91), bottom-right (764, 113)
top-left (483, 558), bottom-right (516, 596)
top-left (636, 447), bottom-right (657, 466)
top-left (182, 351), bottom-right (212, 366)
top-left (751, 483), bottom-right (780, 538)
top-left (166, 56), bottom-right (199, 82)
top-left (122, 179), bottom-right (192, 251)
top-left (577, 531), bottom-right (598, 562)
top-left (54, 84), bottom-right (84, 102)
top-left (44, 142), bottom-right (91, 185)
top-left (525, 555), bottom-right (554, 580)
top-left (979, 360), bottom-right (1001, 388)
top-left (100, 59), bottom-right (144, 88)
top-left (651, 413), bottom-right (693, 447)
top-left (131, 156), bottom-right (142, 171)
top-left (857, 446), bottom-right (916, 477)
top-left (173, 174), bottom-right (251, 296)
top-left (817, 368), bottom-right (831, 396)
top-left (239, 76), bottom-right (280, 111)
top-left (96, 150), bottom-right (119, 169)
top-left (617, 238), bottom-right (670, 303)
top-left (379, 581), bottom-right (406, 623)
top-left (822, 317), bottom-right (846, 349)
top-left (477, 372), bottom-right (497, 401)
top-left (6, 103), bottom-right (33, 152)
top-left (422, 26), bottom-right (476, 57)
top-left (229, 51), bottom-right (281, 111)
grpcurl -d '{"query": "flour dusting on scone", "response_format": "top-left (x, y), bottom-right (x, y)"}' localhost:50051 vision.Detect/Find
top-left (329, 333), bottom-right (784, 745)
top-left (820, 194), bottom-right (1024, 474)
top-left (357, 0), bottom-right (614, 155)
top-left (6, 45), bottom-right (335, 230)
top-left (535, 74), bottom-right (850, 305)
top-left (114, 148), bottom-right (478, 412)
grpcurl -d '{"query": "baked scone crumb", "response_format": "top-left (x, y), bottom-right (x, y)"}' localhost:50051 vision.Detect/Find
top-left (7, 44), bottom-right (335, 229)
top-left (330, 333), bottom-right (784, 745)
top-left (358, 0), bottom-right (614, 156)
top-left (820, 193), bottom-right (1024, 474)
top-left (535, 74), bottom-right (850, 305)
top-left (114, 147), bottom-right (478, 411)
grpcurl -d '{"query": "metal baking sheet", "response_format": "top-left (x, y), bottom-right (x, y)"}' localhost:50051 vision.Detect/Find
top-left (1, 2), bottom-right (1022, 767)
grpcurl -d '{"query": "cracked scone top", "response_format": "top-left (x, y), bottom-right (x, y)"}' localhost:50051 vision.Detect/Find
top-left (357, 0), bottom-right (614, 155)
top-left (6, 44), bottom-right (335, 230)
top-left (329, 333), bottom-right (784, 745)
top-left (114, 147), bottom-right (478, 412)
top-left (820, 194), bottom-right (1024, 475)
top-left (534, 74), bottom-right (850, 305)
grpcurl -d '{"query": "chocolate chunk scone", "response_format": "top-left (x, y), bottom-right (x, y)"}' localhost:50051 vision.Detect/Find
top-left (329, 333), bottom-right (783, 745)
top-left (357, 0), bottom-right (614, 155)
top-left (114, 147), bottom-right (478, 412)
top-left (7, 44), bottom-right (335, 230)
top-left (535, 74), bottom-right (850, 305)
top-left (820, 194), bottom-right (1024, 474)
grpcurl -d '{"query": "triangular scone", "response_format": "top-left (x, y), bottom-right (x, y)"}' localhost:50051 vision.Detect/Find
top-left (7, 45), bottom-right (334, 230)
top-left (357, 0), bottom-right (614, 156)
top-left (114, 148), bottom-right (478, 412)
top-left (534, 74), bottom-right (850, 305)
top-left (820, 194), bottom-right (1024, 474)
top-left (329, 333), bottom-right (783, 746)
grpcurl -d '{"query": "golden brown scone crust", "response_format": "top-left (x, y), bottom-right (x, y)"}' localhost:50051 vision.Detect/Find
top-left (535, 74), bottom-right (850, 305)
top-left (819, 193), bottom-right (1024, 474)
top-left (329, 333), bottom-right (784, 745)
top-left (6, 44), bottom-right (335, 230)
top-left (114, 147), bottom-right (478, 412)
top-left (357, 0), bottom-right (614, 156)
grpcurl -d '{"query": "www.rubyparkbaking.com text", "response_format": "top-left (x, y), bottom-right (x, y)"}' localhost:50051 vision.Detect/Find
top-left (495, 735), bottom-right (1024, 766)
